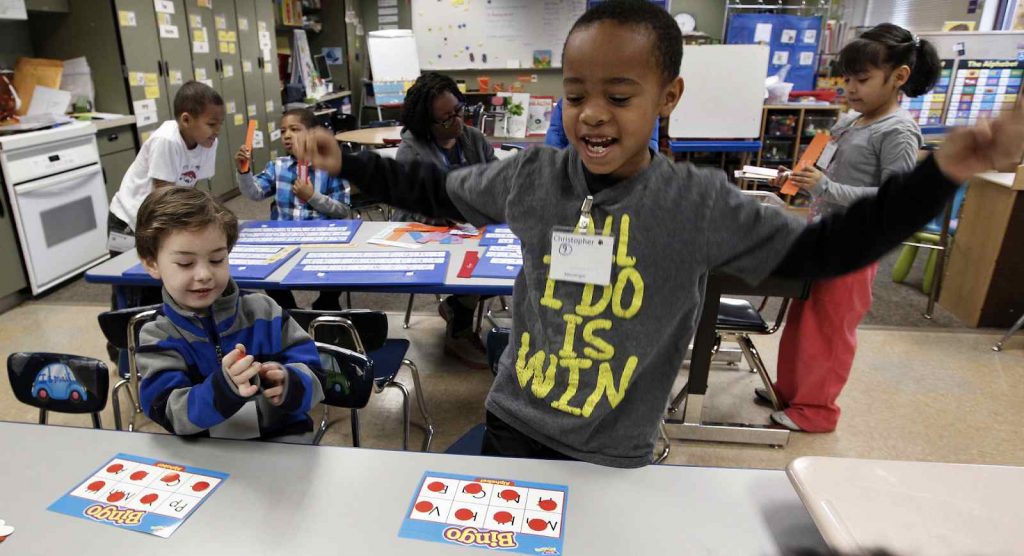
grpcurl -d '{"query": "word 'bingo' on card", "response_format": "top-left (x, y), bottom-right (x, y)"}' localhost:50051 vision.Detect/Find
top-left (399, 471), bottom-right (568, 555)
top-left (47, 453), bottom-right (228, 538)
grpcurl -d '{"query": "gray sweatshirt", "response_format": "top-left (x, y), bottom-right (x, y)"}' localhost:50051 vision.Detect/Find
top-left (445, 146), bottom-right (804, 467)
top-left (812, 109), bottom-right (922, 215)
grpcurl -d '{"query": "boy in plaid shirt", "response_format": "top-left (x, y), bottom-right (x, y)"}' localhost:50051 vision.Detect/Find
top-left (236, 108), bottom-right (351, 309)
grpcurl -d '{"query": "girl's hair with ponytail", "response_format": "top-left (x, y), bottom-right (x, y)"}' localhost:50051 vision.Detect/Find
top-left (837, 23), bottom-right (941, 98)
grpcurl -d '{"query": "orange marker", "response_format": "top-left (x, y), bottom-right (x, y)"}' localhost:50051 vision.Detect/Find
top-left (780, 132), bottom-right (830, 196)
top-left (240, 120), bottom-right (257, 173)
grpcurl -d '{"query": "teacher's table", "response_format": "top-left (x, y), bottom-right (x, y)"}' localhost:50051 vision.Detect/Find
top-left (0, 421), bottom-right (827, 554)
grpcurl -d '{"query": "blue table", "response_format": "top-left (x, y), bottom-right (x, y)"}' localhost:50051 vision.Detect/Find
top-left (85, 221), bottom-right (516, 301)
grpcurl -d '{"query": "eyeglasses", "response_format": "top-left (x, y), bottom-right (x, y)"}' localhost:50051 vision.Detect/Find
top-left (433, 103), bottom-right (466, 129)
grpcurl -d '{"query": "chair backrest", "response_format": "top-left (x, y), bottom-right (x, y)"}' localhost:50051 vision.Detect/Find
top-left (364, 119), bottom-right (399, 129)
top-left (7, 352), bottom-right (109, 414)
top-left (288, 309), bottom-right (389, 353)
top-left (316, 343), bottom-right (374, 409)
top-left (97, 304), bottom-right (162, 350)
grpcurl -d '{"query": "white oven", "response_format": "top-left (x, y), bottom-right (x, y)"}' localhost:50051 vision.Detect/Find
top-left (0, 122), bottom-right (109, 295)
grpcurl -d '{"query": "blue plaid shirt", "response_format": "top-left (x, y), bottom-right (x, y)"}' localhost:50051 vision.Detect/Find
top-left (240, 156), bottom-right (351, 221)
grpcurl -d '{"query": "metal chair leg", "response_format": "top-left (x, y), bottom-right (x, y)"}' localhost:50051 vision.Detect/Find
top-left (384, 381), bottom-right (412, 451)
top-left (499, 296), bottom-right (509, 312)
top-left (654, 422), bottom-right (671, 464)
top-left (668, 381), bottom-right (688, 415)
top-left (350, 409), bottom-right (361, 447)
top-left (474, 299), bottom-right (486, 335)
top-left (313, 405), bottom-right (330, 446)
top-left (402, 358), bottom-right (435, 452)
top-left (38, 408), bottom-right (46, 425)
top-left (993, 313), bottom-right (1024, 352)
top-left (403, 294), bottom-right (415, 329)
top-left (738, 335), bottom-right (782, 411)
top-left (91, 413), bottom-right (102, 430)
top-left (111, 379), bottom-right (127, 431)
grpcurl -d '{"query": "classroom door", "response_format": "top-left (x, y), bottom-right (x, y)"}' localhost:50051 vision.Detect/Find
top-left (234, 0), bottom-right (270, 172)
top-left (154, 0), bottom-right (195, 108)
top-left (184, 0), bottom-right (233, 196)
top-left (212, 1), bottom-right (248, 198)
top-left (255, 0), bottom-right (283, 159)
top-left (113, 0), bottom-right (171, 139)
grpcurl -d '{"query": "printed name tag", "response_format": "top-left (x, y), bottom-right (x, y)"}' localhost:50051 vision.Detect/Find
top-left (548, 230), bottom-right (614, 286)
top-left (816, 140), bottom-right (838, 170)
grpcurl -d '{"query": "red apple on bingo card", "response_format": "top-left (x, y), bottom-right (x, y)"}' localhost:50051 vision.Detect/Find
top-left (140, 493), bottom-right (159, 506)
top-left (454, 508), bottom-right (475, 521)
top-left (86, 480), bottom-right (105, 492)
top-left (107, 490), bottom-right (127, 503)
top-left (130, 470), bottom-right (148, 481)
top-left (161, 472), bottom-right (180, 485)
top-left (528, 518), bottom-right (548, 532)
top-left (414, 500), bottom-right (434, 513)
top-left (463, 483), bottom-right (483, 495)
top-left (499, 489), bottom-right (520, 503)
top-left (427, 480), bottom-right (446, 493)
top-left (105, 463), bottom-right (123, 474)
top-left (538, 498), bottom-right (558, 511)
top-left (494, 511), bottom-right (514, 525)
top-left (192, 480), bottom-right (211, 493)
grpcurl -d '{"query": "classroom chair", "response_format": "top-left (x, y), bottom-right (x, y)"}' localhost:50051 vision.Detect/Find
top-left (669, 297), bottom-right (791, 415)
top-left (7, 352), bottom-right (109, 429)
top-left (314, 342), bottom-right (375, 445)
top-left (993, 313), bottom-right (1024, 352)
top-left (97, 305), bottom-right (160, 432)
top-left (289, 309), bottom-right (435, 451)
top-left (891, 184), bottom-right (967, 318)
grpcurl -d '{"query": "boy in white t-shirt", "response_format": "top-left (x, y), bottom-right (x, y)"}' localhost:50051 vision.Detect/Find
top-left (107, 80), bottom-right (225, 309)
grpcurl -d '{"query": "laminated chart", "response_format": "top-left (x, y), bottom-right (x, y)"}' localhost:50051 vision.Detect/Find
top-left (478, 225), bottom-right (520, 247)
top-left (237, 220), bottom-right (362, 244)
top-left (121, 245), bottom-right (299, 280)
top-left (281, 251), bottom-right (450, 287)
top-left (945, 59), bottom-right (1022, 126)
top-left (900, 59), bottom-right (952, 126)
top-left (472, 245), bottom-right (523, 279)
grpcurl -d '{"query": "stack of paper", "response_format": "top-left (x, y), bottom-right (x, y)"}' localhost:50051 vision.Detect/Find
top-left (733, 165), bottom-right (779, 181)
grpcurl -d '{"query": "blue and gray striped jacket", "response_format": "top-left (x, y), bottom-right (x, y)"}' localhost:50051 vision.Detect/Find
top-left (137, 280), bottom-right (324, 439)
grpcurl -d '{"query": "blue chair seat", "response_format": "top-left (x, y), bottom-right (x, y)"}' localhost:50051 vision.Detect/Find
top-left (368, 339), bottom-right (409, 385)
top-left (716, 298), bottom-right (769, 333)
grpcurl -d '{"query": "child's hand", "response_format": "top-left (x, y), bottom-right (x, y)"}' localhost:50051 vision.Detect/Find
top-left (292, 176), bottom-right (314, 202)
top-left (789, 166), bottom-right (823, 192)
top-left (222, 343), bottom-right (261, 397)
top-left (770, 166), bottom-right (791, 187)
top-left (258, 363), bottom-right (287, 406)
top-left (293, 128), bottom-right (342, 176)
top-left (935, 102), bottom-right (1024, 183)
top-left (235, 145), bottom-right (252, 173)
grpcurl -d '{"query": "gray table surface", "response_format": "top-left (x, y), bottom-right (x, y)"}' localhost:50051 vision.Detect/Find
top-left (86, 221), bottom-right (516, 295)
top-left (0, 422), bottom-right (826, 555)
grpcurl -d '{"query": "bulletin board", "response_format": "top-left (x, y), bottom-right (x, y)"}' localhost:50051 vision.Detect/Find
top-left (410, 0), bottom-right (586, 70)
top-left (668, 45), bottom-right (770, 139)
top-left (725, 13), bottom-right (822, 92)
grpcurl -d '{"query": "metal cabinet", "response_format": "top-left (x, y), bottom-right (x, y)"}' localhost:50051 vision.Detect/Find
top-left (0, 190), bottom-right (28, 299)
top-left (113, 0), bottom-right (195, 141)
top-left (96, 124), bottom-right (139, 202)
top-left (254, 0), bottom-right (282, 160)
top-left (234, 0), bottom-right (269, 171)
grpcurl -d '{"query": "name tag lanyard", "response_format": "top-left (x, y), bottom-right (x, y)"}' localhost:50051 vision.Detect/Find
top-left (548, 195), bottom-right (615, 287)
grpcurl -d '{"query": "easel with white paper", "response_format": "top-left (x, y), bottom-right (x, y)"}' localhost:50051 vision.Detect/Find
top-left (366, 29), bottom-right (422, 107)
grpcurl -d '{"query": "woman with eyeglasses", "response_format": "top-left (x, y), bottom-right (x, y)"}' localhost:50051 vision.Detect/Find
top-left (396, 72), bottom-right (499, 369)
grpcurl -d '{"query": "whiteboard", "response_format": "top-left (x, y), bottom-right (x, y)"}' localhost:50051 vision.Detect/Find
top-left (669, 45), bottom-right (771, 139)
top-left (411, 0), bottom-right (586, 70)
top-left (367, 29), bottom-right (422, 82)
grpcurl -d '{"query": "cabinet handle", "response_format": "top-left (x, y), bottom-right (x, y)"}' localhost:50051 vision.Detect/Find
top-left (164, 61), bottom-right (171, 76)
top-left (157, 60), bottom-right (164, 77)
top-left (258, 57), bottom-right (264, 70)
top-left (107, 133), bottom-right (119, 142)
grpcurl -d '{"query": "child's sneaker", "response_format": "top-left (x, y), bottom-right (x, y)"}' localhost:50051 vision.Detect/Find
top-left (444, 331), bottom-right (489, 369)
top-left (754, 387), bottom-right (782, 407)
top-left (770, 411), bottom-right (803, 431)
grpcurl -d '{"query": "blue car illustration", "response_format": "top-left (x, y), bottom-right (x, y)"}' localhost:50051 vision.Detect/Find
top-left (31, 362), bottom-right (87, 402)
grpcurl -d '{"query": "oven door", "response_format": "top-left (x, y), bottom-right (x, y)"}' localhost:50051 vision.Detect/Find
top-left (12, 164), bottom-right (109, 294)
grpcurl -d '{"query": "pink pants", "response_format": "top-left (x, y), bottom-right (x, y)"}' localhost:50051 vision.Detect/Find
top-left (774, 262), bottom-right (878, 432)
